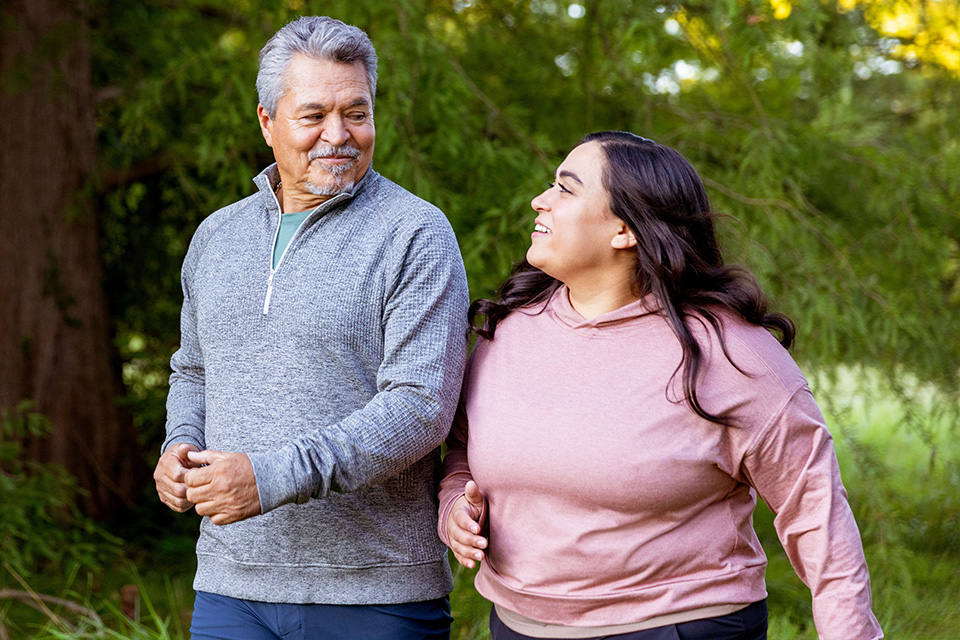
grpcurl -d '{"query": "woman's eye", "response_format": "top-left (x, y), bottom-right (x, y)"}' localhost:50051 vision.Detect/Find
top-left (551, 182), bottom-right (570, 194)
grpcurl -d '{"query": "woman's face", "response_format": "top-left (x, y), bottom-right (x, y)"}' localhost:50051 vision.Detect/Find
top-left (527, 141), bottom-right (630, 286)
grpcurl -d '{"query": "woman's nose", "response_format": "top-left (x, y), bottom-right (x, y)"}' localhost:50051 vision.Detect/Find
top-left (531, 190), bottom-right (550, 212)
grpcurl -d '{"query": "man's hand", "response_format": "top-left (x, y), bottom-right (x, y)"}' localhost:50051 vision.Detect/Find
top-left (184, 450), bottom-right (261, 525)
top-left (154, 443), bottom-right (202, 512)
top-left (446, 480), bottom-right (487, 569)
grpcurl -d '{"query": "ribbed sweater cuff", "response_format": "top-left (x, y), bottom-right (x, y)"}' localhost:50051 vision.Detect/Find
top-left (248, 448), bottom-right (299, 514)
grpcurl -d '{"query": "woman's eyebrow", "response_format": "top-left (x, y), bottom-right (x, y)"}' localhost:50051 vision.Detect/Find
top-left (558, 170), bottom-right (583, 185)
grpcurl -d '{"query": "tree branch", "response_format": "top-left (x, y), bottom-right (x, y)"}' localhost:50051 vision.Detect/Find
top-left (98, 153), bottom-right (172, 190)
top-left (701, 176), bottom-right (892, 312)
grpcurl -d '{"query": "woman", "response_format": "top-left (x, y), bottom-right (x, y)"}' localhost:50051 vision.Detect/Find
top-left (438, 132), bottom-right (883, 640)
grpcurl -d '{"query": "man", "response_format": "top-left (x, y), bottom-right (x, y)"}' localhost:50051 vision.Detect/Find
top-left (153, 16), bottom-right (468, 640)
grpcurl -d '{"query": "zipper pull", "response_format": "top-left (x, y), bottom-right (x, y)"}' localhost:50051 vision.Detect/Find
top-left (263, 272), bottom-right (274, 315)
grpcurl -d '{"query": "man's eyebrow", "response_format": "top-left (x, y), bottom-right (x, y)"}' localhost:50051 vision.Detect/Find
top-left (296, 98), bottom-right (370, 113)
top-left (295, 102), bottom-right (328, 114)
top-left (558, 170), bottom-right (583, 185)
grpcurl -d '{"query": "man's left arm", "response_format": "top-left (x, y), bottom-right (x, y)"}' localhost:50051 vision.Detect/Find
top-left (186, 215), bottom-right (469, 522)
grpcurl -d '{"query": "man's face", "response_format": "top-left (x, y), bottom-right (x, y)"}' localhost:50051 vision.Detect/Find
top-left (258, 55), bottom-right (375, 209)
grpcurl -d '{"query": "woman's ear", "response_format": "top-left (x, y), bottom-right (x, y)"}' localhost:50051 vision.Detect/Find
top-left (611, 225), bottom-right (637, 250)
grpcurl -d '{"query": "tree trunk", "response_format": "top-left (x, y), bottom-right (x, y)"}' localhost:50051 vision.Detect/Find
top-left (0, 0), bottom-right (144, 518)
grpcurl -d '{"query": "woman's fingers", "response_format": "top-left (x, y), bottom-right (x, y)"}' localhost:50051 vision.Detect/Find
top-left (450, 536), bottom-right (485, 568)
top-left (446, 494), bottom-right (487, 567)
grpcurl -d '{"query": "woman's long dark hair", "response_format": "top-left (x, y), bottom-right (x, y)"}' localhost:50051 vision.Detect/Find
top-left (471, 131), bottom-right (796, 426)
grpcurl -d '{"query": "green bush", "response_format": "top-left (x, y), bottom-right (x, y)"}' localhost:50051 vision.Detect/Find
top-left (0, 401), bottom-right (122, 581)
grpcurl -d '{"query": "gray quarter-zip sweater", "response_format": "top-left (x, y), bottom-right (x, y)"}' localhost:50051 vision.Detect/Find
top-left (163, 164), bottom-right (468, 604)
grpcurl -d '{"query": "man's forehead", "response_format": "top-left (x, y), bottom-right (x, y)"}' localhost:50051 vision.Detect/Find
top-left (282, 57), bottom-right (372, 105)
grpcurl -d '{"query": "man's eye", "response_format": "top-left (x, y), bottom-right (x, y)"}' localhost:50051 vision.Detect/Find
top-left (348, 112), bottom-right (368, 122)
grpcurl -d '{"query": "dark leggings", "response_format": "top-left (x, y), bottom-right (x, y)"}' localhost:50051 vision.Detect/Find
top-left (489, 600), bottom-right (767, 640)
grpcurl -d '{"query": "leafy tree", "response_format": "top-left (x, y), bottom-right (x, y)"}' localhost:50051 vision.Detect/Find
top-left (1, 0), bottom-right (956, 517)
top-left (0, 0), bottom-right (144, 517)
top-left (417, 0), bottom-right (960, 391)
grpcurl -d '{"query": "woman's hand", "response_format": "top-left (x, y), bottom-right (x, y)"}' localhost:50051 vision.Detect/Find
top-left (446, 480), bottom-right (487, 569)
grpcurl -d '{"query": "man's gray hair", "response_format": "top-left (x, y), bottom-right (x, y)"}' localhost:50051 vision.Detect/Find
top-left (257, 16), bottom-right (378, 118)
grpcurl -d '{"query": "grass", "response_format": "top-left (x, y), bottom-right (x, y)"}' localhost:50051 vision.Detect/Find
top-left (2, 368), bottom-right (956, 639)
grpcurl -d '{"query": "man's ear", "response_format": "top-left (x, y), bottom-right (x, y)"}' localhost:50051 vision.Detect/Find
top-left (257, 104), bottom-right (274, 148)
top-left (611, 224), bottom-right (637, 250)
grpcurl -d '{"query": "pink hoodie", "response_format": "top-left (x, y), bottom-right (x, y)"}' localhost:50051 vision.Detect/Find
top-left (439, 286), bottom-right (882, 639)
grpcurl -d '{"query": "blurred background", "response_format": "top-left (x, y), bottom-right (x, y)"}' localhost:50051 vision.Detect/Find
top-left (1, 0), bottom-right (957, 638)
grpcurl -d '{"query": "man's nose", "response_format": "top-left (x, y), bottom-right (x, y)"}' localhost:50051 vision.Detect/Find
top-left (320, 115), bottom-right (350, 147)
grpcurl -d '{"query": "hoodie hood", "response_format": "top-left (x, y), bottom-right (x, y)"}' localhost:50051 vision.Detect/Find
top-left (542, 284), bottom-right (663, 336)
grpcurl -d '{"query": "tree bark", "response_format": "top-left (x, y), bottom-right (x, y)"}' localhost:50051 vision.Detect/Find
top-left (0, 0), bottom-right (144, 517)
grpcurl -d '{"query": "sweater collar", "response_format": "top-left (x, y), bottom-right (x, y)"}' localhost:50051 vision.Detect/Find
top-left (252, 163), bottom-right (377, 215)
top-left (548, 284), bottom-right (662, 331)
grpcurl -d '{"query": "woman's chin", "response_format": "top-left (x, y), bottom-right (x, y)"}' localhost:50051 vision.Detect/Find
top-left (525, 248), bottom-right (547, 270)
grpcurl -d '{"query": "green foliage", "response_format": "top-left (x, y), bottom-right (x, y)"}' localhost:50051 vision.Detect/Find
top-left (0, 402), bottom-right (122, 581)
top-left (450, 562), bottom-right (492, 640)
top-left (14, 1), bottom-right (949, 637)
top-left (91, 2), bottom-right (959, 460)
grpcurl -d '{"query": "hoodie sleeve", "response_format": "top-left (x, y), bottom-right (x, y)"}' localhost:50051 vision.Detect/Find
top-left (437, 396), bottom-right (474, 546)
top-left (742, 386), bottom-right (883, 640)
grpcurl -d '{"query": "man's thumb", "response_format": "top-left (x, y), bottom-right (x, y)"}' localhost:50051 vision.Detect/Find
top-left (186, 449), bottom-right (213, 466)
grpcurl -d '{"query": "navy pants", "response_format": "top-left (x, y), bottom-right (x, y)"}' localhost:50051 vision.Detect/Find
top-left (190, 591), bottom-right (452, 640)
top-left (489, 600), bottom-right (767, 640)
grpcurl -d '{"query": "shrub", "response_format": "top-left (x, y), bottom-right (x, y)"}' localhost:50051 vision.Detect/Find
top-left (0, 401), bottom-right (122, 580)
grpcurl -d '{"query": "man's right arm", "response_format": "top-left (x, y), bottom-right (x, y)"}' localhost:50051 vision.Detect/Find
top-left (162, 270), bottom-right (207, 453)
top-left (156, 238), bottom-right (208, 511)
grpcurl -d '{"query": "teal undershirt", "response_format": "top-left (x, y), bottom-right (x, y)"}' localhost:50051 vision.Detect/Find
top-left (272, 210), bottom-right (313, 269)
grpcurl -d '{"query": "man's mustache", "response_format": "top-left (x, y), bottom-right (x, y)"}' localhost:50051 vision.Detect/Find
top-left (308, 145), bottom-right (362, 161)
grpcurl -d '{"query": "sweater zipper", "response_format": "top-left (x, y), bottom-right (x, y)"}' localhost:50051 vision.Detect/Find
top-left (262, 190), bottom-right (349, 316)
top-left (263, 271), bottom-right (275, 315)
top-left (264, 185), bottom-right (284, 316)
